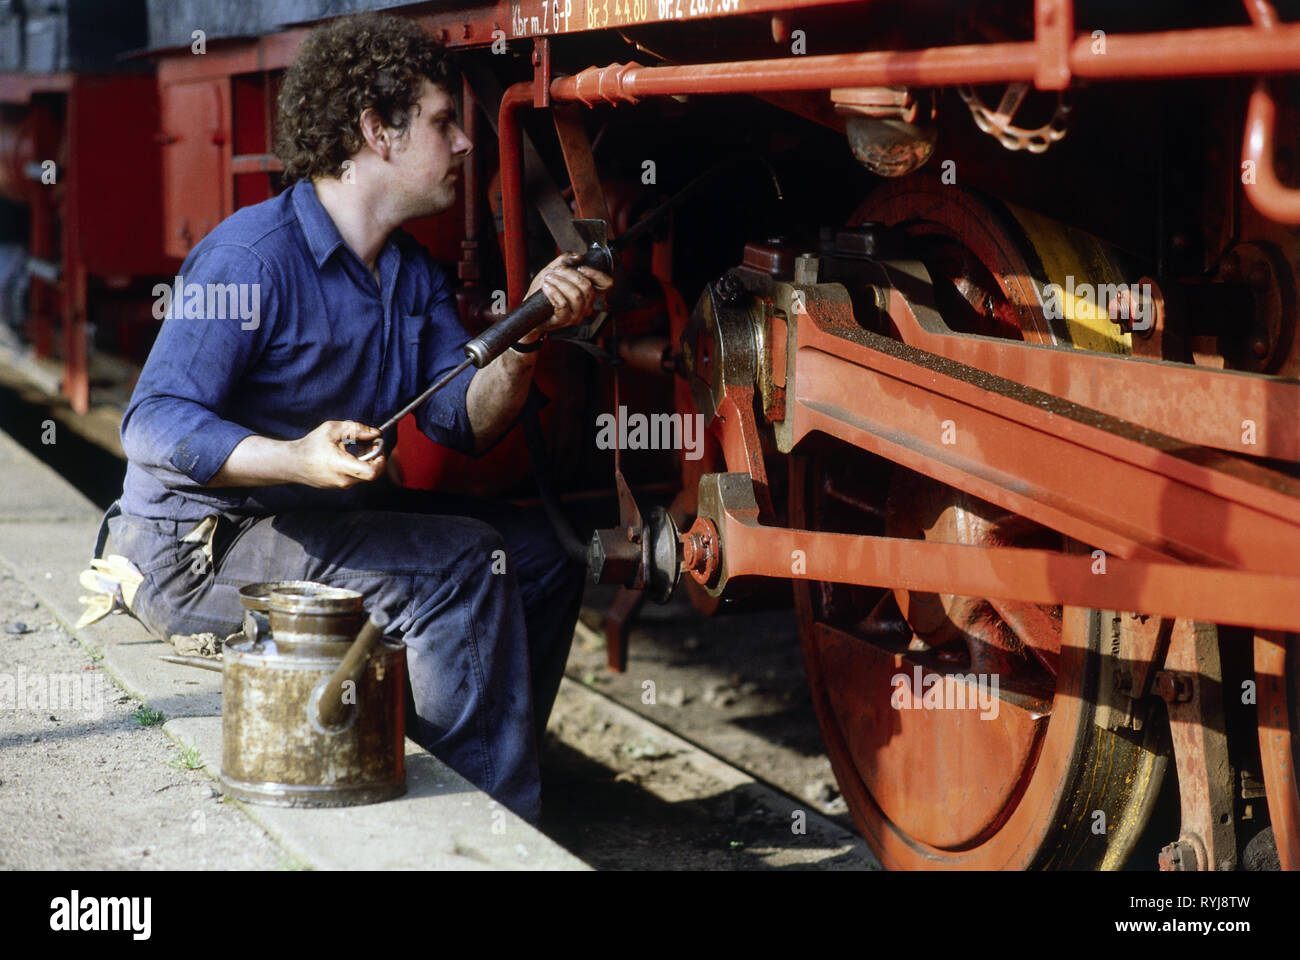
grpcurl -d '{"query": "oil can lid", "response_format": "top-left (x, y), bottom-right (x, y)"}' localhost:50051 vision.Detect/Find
top-left (238, 581), bottom-right (363, 617)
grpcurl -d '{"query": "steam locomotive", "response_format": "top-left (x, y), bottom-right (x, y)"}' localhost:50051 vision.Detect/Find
top-left (4, 0), bottom-right (1300, 870)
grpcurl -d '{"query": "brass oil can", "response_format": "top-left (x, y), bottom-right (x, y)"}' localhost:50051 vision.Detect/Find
top-left (220, 581), bottom-right (406, 807)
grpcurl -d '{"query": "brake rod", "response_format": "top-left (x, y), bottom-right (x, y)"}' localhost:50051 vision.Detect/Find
top-left (689, 473), bottom-right (1300, 632)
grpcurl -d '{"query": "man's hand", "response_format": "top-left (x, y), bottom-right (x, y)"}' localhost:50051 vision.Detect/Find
top-left (463, 252), bottom-right (611, 455)
top-left (290, 421), bottom-right (387, 488)
top-left (209, 420), bottom-right (386, 489)
top-left (519, 252), bottom-right (614, 344)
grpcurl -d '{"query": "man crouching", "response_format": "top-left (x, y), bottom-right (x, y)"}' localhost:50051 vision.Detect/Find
top-left (99, 12), bottom-right (611, 823)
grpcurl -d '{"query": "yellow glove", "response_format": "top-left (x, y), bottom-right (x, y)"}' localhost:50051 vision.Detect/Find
top-left (75, 554), bottom-right (144, 629)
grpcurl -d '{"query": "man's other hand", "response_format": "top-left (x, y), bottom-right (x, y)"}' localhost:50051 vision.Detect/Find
top-left (292, 420), bottom-right (386, 488)
top-left (520, 252), bottom-right (614, 344)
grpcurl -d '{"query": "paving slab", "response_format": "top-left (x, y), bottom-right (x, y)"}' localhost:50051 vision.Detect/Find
top-left (0, 568), bottom-right (291, 871)
top-left (0, 519), bottom-right (101, 629)
top-left (166, 716), bottom-right (590, 871)
top-left (101, 635), bottom-right (224, 719)
top-left (0, 519), bottom-right (224, 717)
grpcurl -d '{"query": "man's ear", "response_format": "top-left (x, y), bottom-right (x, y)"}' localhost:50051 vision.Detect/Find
top-left (358, 107), bottom-right (390, 160)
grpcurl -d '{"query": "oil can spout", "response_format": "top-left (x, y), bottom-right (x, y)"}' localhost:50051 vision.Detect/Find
top-left (310, 610), bottom-right (392, 732)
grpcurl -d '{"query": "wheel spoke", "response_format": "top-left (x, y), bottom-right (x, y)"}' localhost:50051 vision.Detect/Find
top-left (988, 597), bottom-right (1061, 678)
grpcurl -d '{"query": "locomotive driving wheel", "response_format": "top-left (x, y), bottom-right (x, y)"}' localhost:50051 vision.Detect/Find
top-left (791, 180), bottom-right (1169, 869)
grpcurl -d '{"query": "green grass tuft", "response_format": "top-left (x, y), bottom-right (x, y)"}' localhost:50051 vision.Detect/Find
top-left (131, 705), bottom-right (165, 726)
top-left (166, 745), bottom-right (204, 770)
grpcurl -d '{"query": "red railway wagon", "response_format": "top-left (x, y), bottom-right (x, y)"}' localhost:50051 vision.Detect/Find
top-left (4, 0), bottom-right (1300, 870)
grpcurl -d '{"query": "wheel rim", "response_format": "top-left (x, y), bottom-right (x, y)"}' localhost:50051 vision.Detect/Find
top-left (792, 179), bottom-right (1166, 868)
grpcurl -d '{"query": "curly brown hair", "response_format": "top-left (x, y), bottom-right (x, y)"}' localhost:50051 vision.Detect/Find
top-left (274, 13), bottom-right (457, 185)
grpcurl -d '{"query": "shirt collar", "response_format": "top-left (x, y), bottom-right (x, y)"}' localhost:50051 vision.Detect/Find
top-left (292, 178), bottom-right (404, 287)
top-left (292, 178), bottom-right (349, 268)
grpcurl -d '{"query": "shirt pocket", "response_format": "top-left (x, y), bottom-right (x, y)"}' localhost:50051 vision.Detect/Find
top-left (397, 313), bottom-right (430, 399)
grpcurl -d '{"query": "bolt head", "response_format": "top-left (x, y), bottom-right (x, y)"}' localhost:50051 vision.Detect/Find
top-left (1158, 839), bottom-right (1199, 871)
top-left (716, 274), bottom-right (744, 305)
top-left (587, 534), bottom-right (607, 580)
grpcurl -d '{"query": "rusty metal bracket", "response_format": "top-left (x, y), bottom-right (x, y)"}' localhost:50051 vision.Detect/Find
top-left (1255, 630), bottom-right (1300, 869)
top-left (552, 104), bottom-right (609, 222)
top-left (532, 37), bottom-right (551, 109)
top-left (680, 275), bottom-right (774, 516)
top-left (602, 586), bottom-right (644, 673)
top-left (1096, 613), bottom-right (1171, 733)
top-left (1159, 621), bottom-right (1237, 871)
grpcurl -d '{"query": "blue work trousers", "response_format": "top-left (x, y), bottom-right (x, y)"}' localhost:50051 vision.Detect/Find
top-left (99, 487), bottom-right (585, 824)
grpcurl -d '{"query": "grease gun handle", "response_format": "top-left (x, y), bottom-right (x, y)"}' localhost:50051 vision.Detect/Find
top-left (312, 610), bottom-right (390, 731)
top-left (462, 289), bottom-right (555, 367)
top-left (462, 245), bottom-right (614, 368)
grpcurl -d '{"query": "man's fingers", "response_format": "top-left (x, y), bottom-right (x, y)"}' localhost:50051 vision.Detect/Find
top-left (579, 266), bottom-right (614, 289)
top-left (549, 268), bottom-right (597, 307)
top-left (542, 277), bottom-right (583, 317)
top-left (546, 273), bottom-right (585, 300)
top-left (532, 251), bottom-right (607, 325)
top-left (354, 454), bottom-right (385, 480)
top-left (544, 274), bottom-right (590, 315)
top-left (540, 279), bottom-right (565, 313)
top-left (332, 449), bottom-right (384, 484)
top-left (329, 420), bottom-right (379, 442)
top-left (550, 266), bottom-right (593, 289)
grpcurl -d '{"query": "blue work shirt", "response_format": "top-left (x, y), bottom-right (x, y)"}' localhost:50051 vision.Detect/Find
top-left (119, 179), bottom-right (477, 523)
